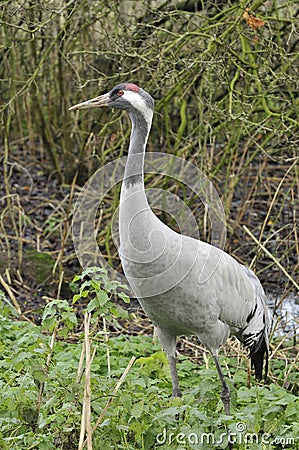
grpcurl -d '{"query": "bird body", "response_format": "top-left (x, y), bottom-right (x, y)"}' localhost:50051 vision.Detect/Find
top-left (70, 82), bottom-right (270, 414)
top-left (121, 210), bottom-right (267, 356)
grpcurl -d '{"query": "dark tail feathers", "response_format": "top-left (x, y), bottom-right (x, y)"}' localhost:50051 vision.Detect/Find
top-left (250, 333), bottom-right (269, 381)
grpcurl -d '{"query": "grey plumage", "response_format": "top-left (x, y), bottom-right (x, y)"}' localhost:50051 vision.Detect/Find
top-left (70, 83), bottom-right (270, 415)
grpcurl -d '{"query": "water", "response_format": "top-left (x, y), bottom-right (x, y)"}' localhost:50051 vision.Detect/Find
top-left (268, 293), bottom-right (299, 337)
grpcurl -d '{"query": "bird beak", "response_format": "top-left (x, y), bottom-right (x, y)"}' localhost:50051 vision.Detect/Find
top-left (69, 92), bottom-right (111, 111)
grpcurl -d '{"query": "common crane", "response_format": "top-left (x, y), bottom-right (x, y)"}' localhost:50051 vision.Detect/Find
top-left (70, 83), bottom-right (270, 415)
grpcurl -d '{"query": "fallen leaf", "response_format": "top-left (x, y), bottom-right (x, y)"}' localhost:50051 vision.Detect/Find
top-left (243, 8), bottom-right (265, 31)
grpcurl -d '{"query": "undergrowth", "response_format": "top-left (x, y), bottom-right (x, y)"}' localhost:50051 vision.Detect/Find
top-left (0, 270), bottom-right (298, 450)
top-left (0, 0), bottom-right (298, 308)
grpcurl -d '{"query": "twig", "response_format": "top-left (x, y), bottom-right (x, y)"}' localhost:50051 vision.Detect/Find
top-left (56, 270), bottom-right (64, 300)
top-left (80, 356), bottom-right (136, 449)
top-left (77, 341), bottom-right (86, 384)
top-left (283, 352), bottom-right (299, 389)
top-left (0, 274), bottom-right (22, 315)
top-left (78, 313), bottom-right (93, 450)
top-left (243, 225), bottom-right (299, 291)
top-left (250, 160), bottom-right (298, 268)
top-left (103, 317), bottom-right (111, 377)
top-left (247, 359), bottom-right (251, 389)
top-left (269, 330), bottom-right (293, 360)
top-left (54, 172), bottom-right (78, 275)
top-left (94, 356), bottom-right (135, 429)
top-left (36, 328), bottom-right (57, 417)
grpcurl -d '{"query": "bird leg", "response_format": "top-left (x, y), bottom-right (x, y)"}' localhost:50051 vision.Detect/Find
top-left (167, 353), bottom-right (181, 421)
top-left (213, 353), bottom-right (231, 415)
top-left (168, 354), bottom-right (182, 398)
top-left (156, 327), bottom-right (181, 397)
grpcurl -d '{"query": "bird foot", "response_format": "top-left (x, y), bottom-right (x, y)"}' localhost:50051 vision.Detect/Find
top-left (172, 387), bottom-right (182, 398)
top-left (220, 386), bottom-right (231, 415)
top-left (171, 388), bottom-right (182, 421)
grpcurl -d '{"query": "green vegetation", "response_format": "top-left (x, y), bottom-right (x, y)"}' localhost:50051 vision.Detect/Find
top-left (0, 273), bottom-right (298, 449)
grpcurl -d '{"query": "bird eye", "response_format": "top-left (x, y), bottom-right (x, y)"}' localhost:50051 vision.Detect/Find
top-left (118, 90), bottom-right (124, 96)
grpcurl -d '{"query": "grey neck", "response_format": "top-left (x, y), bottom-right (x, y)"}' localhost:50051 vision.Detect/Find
top-left (122, 110), bottom-right (152, 189)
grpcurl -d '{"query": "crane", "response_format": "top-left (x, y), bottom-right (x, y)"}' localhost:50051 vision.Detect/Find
top-left (70, 82), bottom-right (270, 415)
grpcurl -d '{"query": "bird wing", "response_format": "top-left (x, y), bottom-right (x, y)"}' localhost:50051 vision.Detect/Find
top-left (176, 235), bottom-right (270, 345)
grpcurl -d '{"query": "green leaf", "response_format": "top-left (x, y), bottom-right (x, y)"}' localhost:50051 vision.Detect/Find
top-left (131, 401), bottom-right (144, 419)
top-left (97, 289), bottom-right (109, 307)
top-left (285, 400), bottom-right (298, 418)
top-left (118, 292), bottom-right (130, 303)
top-left (86, 298), bottom-right (99, 313)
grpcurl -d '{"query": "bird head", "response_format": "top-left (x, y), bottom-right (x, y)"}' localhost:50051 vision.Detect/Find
top-left (69, 82), bottom-right (154, 116)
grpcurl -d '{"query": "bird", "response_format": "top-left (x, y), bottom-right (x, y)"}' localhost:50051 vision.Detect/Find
top-left (69, 82), bottom-right (270, 415)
